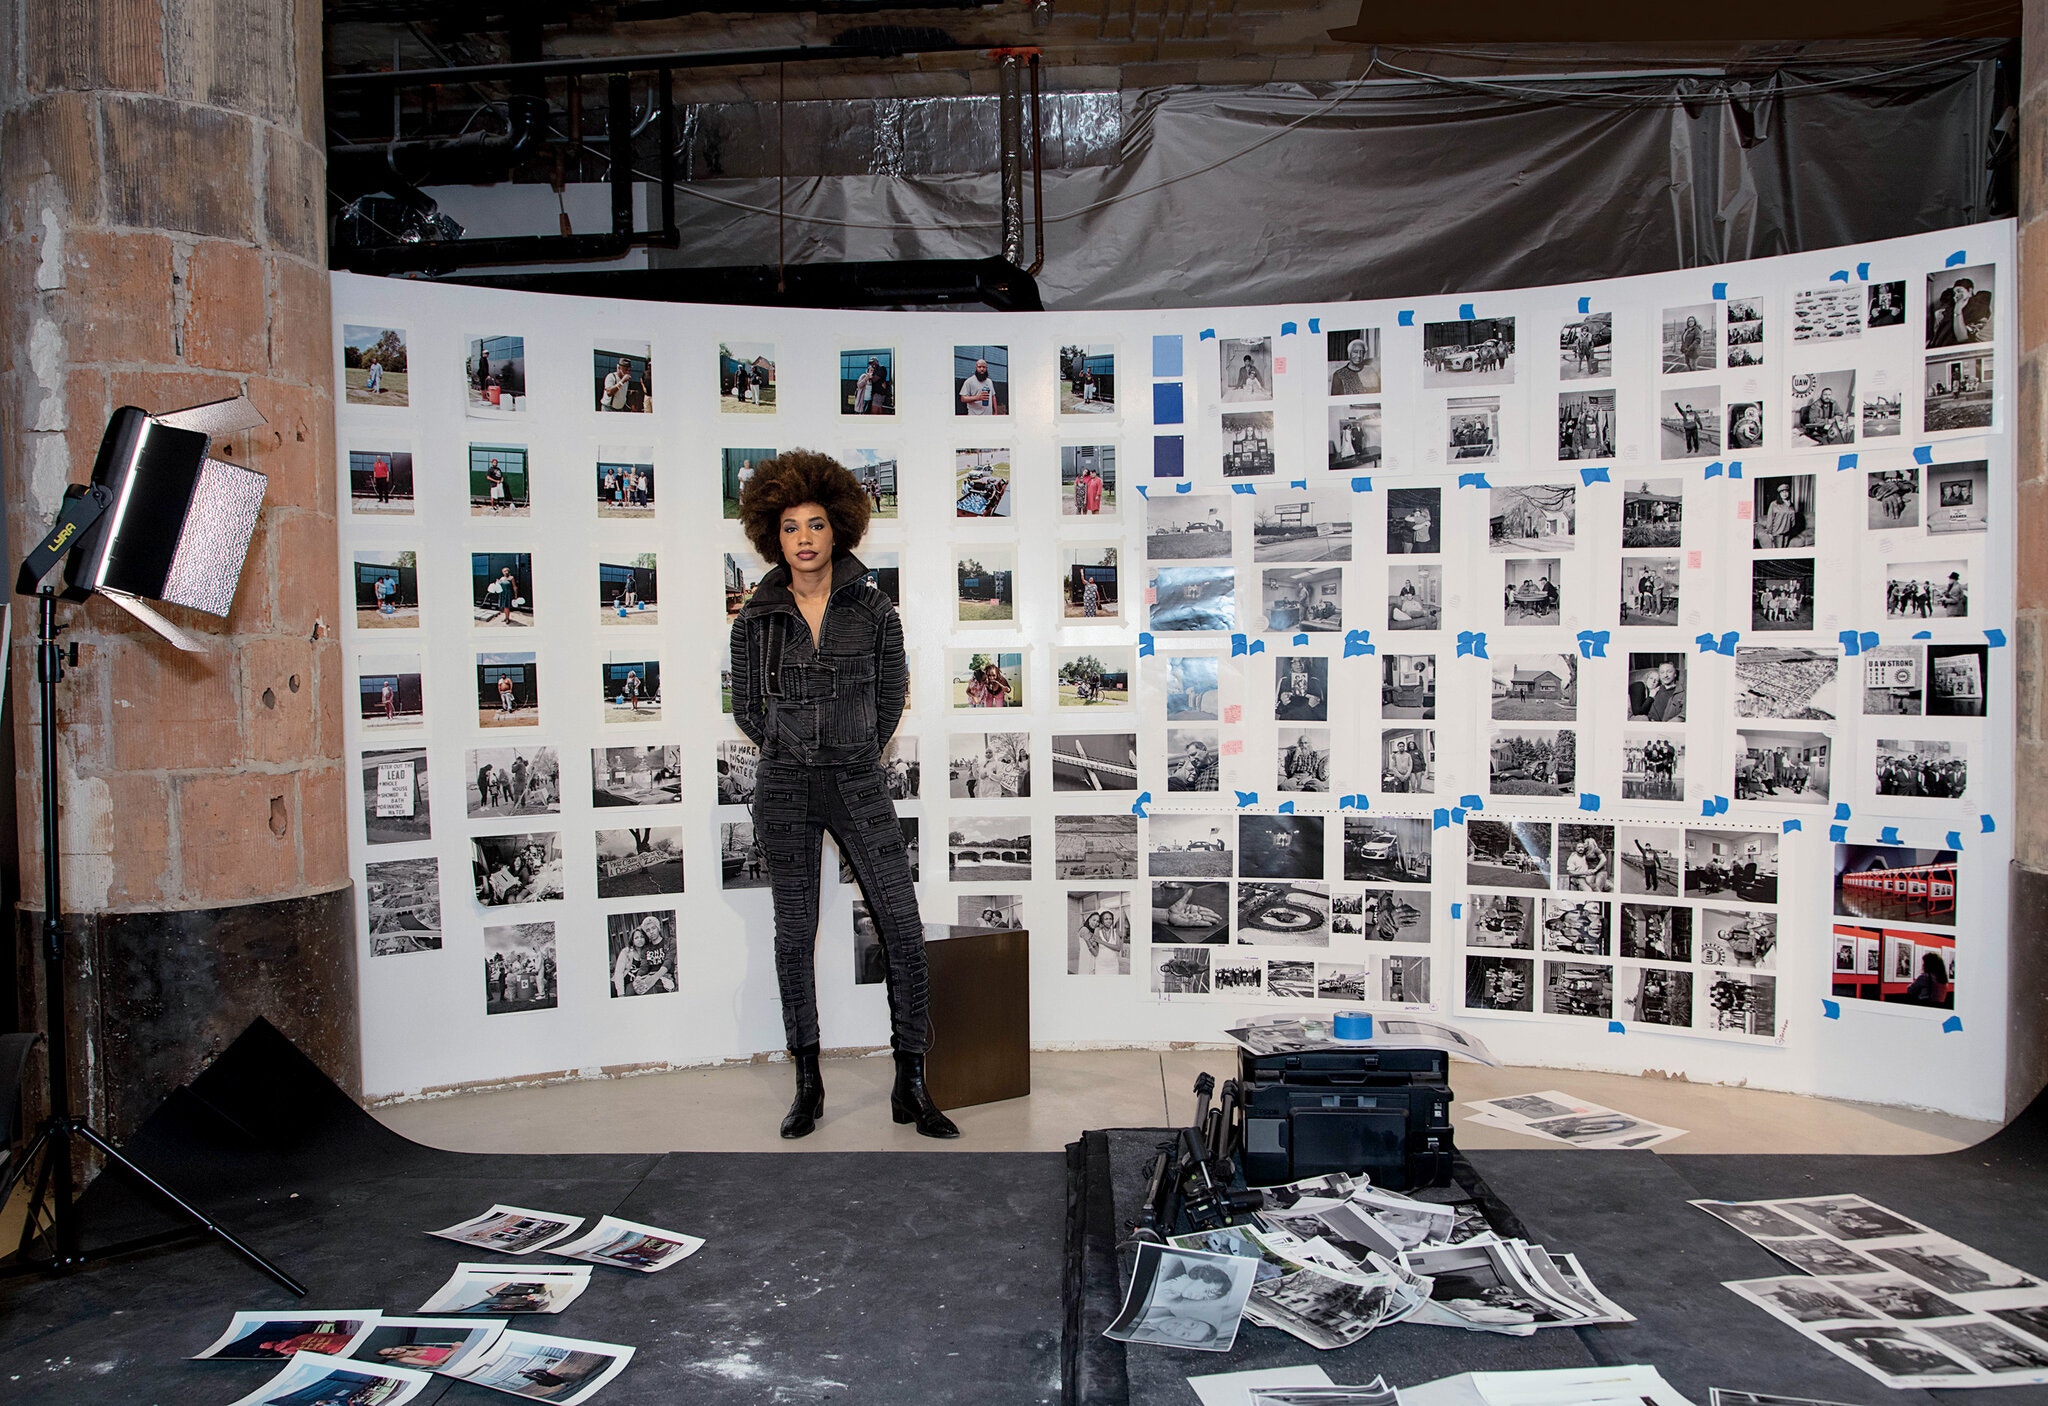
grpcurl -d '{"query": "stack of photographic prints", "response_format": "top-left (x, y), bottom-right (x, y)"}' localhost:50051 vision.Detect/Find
top-left (1696, 1194), bottom-right (2048, 1389)
top-left (1462, 1091), bottom-right (1687, 1149)
top-left (333, 219), bottom-right (2012, 1114)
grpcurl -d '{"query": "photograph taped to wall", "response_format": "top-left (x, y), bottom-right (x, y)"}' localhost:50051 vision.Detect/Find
top-left (1558, 391), bottom-right (1615, 461)
top-left (1699, 907), bottom-right (1777, 971)
top-left (955, 446), bottom-right (1013, 518)
top-left (1062, 545), bottom-right (1121, 622)
top-left (1148, 879), bottom-right (1228, 945)
top-left (882, 736), bottom-right (918, 799)
top-left (1886, 559), bottom-right (1969, 620)
top-left (1662, 390), bottom-right (1723, 459)
top-left (1148, 813), bottom-right (1233, 877)
top-left (719, 448), bottom-right (776, 519)
top-left (1754, 475), bottom-right (1817, 550)
top-left (596, 827), bottom-right (682, 898)
top-left (1255, 487), bottom-right (1351, 562)
top-left (846, 447), bottom-right (898, 519)
top-left (1622, 477), bottom-right (1684, 548)
top-left (1057, 814), bottom-right (1138, 880)
top-left (1060, 342), bottom-right (1115, 415)
top-left (1380, 726), bottom-right (1435, 794)
top-left (1235, 880), bottom-right (1329, 947)
top-left (473, 553), bottom-right (533, 629)
top-left (955, 343), bottom-right (1008, 417)
top-left (1790, 370), bottom-right (1857, 447)
top-left (1620, 902), bottom-right (1692, 962)
top-left (1868, 280), bottom-right (1907, 328)
top-left (483, 920), bottom-right (556, 1014)
top-left (1625, 652), bottom-right (1686, 723)
top-left (601, 652), bottom-right (660, 724)
top-left (1219, 336), bottom-right (1273, 403)
top-left (1239, 814), bottom-right (1324, 880)
top-left (951, 649), bottom-right (1025, 709)
top-left (1558, 822), bottom-right (1617, 892)
top-left (1385, 486), bottom-right (1440, 556)
top-left (1662, 304), bottom-right (1717, 373)
top-left (950, 731), bottom-right (1031, 799)
top-left (722, 553), bottom-right (765, 620)
top-left (1055, 732), bottom-right (1139, 793)
top-left (1493, 653), bottom-right (1578, 722)
top-left (469, 444), bottom-right (529, 517)
top-left (1424, 317), bottom-right (1516, 386)
top-left (1274, 727), bottom-right (1330, 793)
top-left (1540, 898), bottom-right (1611, 955)
top-left (1322, 961), bottom-right (1372, 1001)
top-left (1447, 396), bottom-right (1500, 462)
top-left (1489, 484), bottom-right (1576, 554)
top-left (1387, 564), bottom-right (1442, 631)
top-left (1735, 729), bottom-right (1832, 806)
top-left (950, 816), bottom-right (1031, 882)
top-left (1864, 387), bottom-right (1903, 439)
top-left (955, 548), bottom-right (1015, 624)
top-left (1213, 956), bottom-right (1264, 993)
top-left (1157, 946), bottom-right (1217, 997)
top-left (1925, 461), bottom-right (1988, 535)
top-left (1466, 892), bottom-right (1533, 950)
top-left (1927, 263), bottom-right (1994, 348)
top-left (1928, 645), bottom-right (1988, 716)
top-left (1336, 887), bottom-right (1430, 945)
top-left (1622, 965), bottom-right (1694, 1027)
top-left (1060, 443), bottom-right (1117, 518)
top-left (354, 550), bottom-right (419, 629)
top-left (960, 892), bottom-right (1023, 929)
top-left (1735, 647), bottom-right (1838, 721)
top-left (1703, 969), bottom-right (1777, 1038)
top-left (842, 347), bottom-right (895, 415)
top-left (1269, 654), bottom-right (1329, 723)
top-left (595, 448), bottom-right (654, 519)
top-left (597, 553), bottom-right (658, 627)
top-left (1621, 556), bottom-right (1681, 628)
top-left (467, 746), bottom-right (560, 817)
top-left (466, 334), bottom-right (526, 414)
top-left (1727, 296), bottom-right (1765, 368)
top-left (1752, 557), bottom-right (1815, 632)
top-left (1381, 652), bottom-right (1436, 720)
top-left (1068, 890), bottom-right (1133, 975)
top-left (1328, 400), bottom-right (1383, 470)
top-left (607, 911), bottom-right (677, 998)
top-left (1617, 824), bottom-right (1681, 896)
top-left (719, 339), bottom-right (774, 413)
top-left (348, 445), bottom-right (414, 515)
top-left (359, 654), bottom-right (424, 730)
top-left (591, 746), bottom-right (680, 808)
top-left (1467, 820), bottom-right (1552, 890)
top-left (1342, 814), bottom-right (1432, 885)
top-left (1327, 327), bottom-right (1382, 395)
top-left (1874, 737), bottom-right (1968, 800)
top-left (1222, 411), bottom-right (1276, 477)
top-left (1153, 566), bottom-right (1236, 633)
top-left (594, 339), bottom-right (651, 414)
top-left (1163, 654), bottom-right (1219, 720)
top-left (1148, 493), bottom-right (1231, 559)
top-left (1543, 959), bottom-right (1614, 1019)
top-left (859, 551), bottom-right (899, 608)
top-left (367, 857), bottom-right (441, 955)
top-left (1728, 399), bottom-right (1765, 448)
top-left (1685, 828), bottom-right (1780, 904)
top-left (1502, 557), bottom-right (1561, 625)
top-left (1868, 468), bottom-right (1920, 528)
top-left (1833, 844), bottom-right (1957, 928)
top-left (1623, 732), bottom-right (1685, 802)
top-left (1559, 311), bottom-right (1611, 380)
top-left (1165, 727), bottom-right (1219, 792)
top-left (1490, 728), bottom-right (1575, 796)
top-left (1862, 647), bottom-right (1923, 715)
top-left (1259, 566), bottom-right (1340, 634)
top-left (1924, 351), bottom-right (1994, 432)
top-left (1833, 923), bottom-right (1955, 1011)
top-left (363, 747), bottom-right (430, 843)
top-left (719, 821), bottom-right (766, 889)
top-left (1792, 286), bottom-right (1863, 342)
top-left (1466, 953), bottom-right (1535, 1011)
top-left (715, 739), bottom-right (759, 807)
top-left (1059, 646), bottom-right (1133, 708)
top-left (343, 323), bottom-right (408, 406)
top-left (1266, 959), bottom-right (1315, 1000)
top-left (473, 833), bottom-right (563, 908)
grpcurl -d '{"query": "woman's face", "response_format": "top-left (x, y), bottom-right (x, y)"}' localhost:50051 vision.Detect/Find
top-left (780, 501), bottom-right (834, 570)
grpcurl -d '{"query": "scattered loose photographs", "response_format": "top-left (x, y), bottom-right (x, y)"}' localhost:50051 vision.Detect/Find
top-left (594, 340), bottom-right (652, 413)
top-left (1053, 732), bottom-right (1138, 792)
top-left (1256, 488), bottom-right (1352, 562)
top-left (1753, 475), bottom-right (1817, 549)
top-left (1925, 460), bottom-right (1988, 534)
top-left (418, 1263), bottom-right (591, 1316)
top-left (720, 340), bottom-right (775, 412)
top-left (1447, 396), bottom-right (1500, 462)
top-left (467, 746), bottom-right (560, 817)
top-left (1222, 411), bottom-right (1276, 477)
top-left (476, 652), bottom-right (539, 728)
top-left (596, 448), bottom-right (654, 518)
top-left (842, 347), bottom-right (896, 415)
top-left (606, 911), bottom-right (677, 997)
top-left (951, 649), bottom-right (1026, 708)
top-left (593, 744), bottom-right (681, 807)
top-left (359, 654), bottom-right (424, 730)
top-left (1057, 646), bottom-right (1132, 707)
top-left (1152, 566), bottom-right (1236, 633)
top-left (720, 448), bottom-right (776, 519)
top-left (430, 1204), bottom-right (583, 1255)
top-left (1424, 317), bottom-right (1516, 386)
top-left (1734, 646), bottom-right (1838, 720)
top-left (1327, 328), bottom-right (1383, 394)
top-left (1067, 890), bottom-right (1133, 975)
top-left (221, 1353), bottom-right (431, 1406)
top-left (1328, 401), bottom-right (1383, 469)
top-left (482, 921), bottom-right (558, 1014)
top-left (1751, 557), bottom-right (1815, 632)
top-left (955, 548), bottom-right (1015, 623)
top-left (956, 446), bottom-right (1013, 517)
top-left (353, 550), bottom-right (419, 629)
top-left (598, 553), bottom-right (658, 625)
top-left (1832, 923), bottom-right (1955, 1010)
top-left (1062, 545), bottom-right (1121, 621)
top-left (1387, 564), bottom-right (1443, 631)
top-left (1148, 494), bottom-right (1232, 559)
top-left (342, 324), bottom-right (409, 406)
top-left (346, 1318), bottom-right (503, 1373)
top-left (601, 652), bottom-right (660, 723)
top-left (950, 816), bottom-right (1031, 881)
top-left (1621, 556), bottom-right (1681, 627)
top-left (470, 444), bottom-right (530, 517)
top-left (1867, 468), bottom-right (1920, 528)
top-left (194, 1309), bottom-right (382, 1361)
top-left (1056, 814), bottom-right (1139, 880)
top-left (1790, 370), bottom-right (1856, 447)
top-left (1734, 729), bottom-right (1831, 806)
top-left (1924, 351), bottom-right (1993, 432)
top-left (1661, 305), bottom-right (1716, 373)
top-left (1061, 444), bottom-right (1117, 518)
top-left (595, 826), bottom-right (683, 899)
top-left (949, 732), bottom-right (1031, 799)
top-left (1557, 391), bottom-right (1615, 460)
top-left (1559, 311), bottom-right (1611, 380)
top-left (442, 1327), bottom-right (637, 1404)
top-left (1489, 728), bottom-right (1575, 797)
top-left (1102, 1241), bottom-right (1258, 1351)
top-left (1927, 263), bottom-right (1994, 347)
top-left (362, 747), bottom-right (430, 843)
top-left (1148, 813), bottom-right (1234, 878)
top-left (1885, 559), bottom-right (1969, 619)
top-left (848, 448), bottom-right (899, 519)
top-left (1833, 844), bottom-right (1957, 928)
top-left (1060, 343), bottom-right (1115, 415)
top-left (1661, 390), bottom-right (1722, 459)
top-left (1492, 653), bottom-right (1578, 722)
top-left (475, 835), bottom-right (563, 908)
top-left (1502, 557), bottom-right (1562, 625)
top-left (348, 447), bottom-right (414, 515)
top-left (467, 334), bottom-right (527, 413)
top-left (1621, 477), bottom-right (1683, 547)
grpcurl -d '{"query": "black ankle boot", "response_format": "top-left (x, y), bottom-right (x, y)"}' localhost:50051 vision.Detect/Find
top-left (780, 1044), bottom-right (824, 1139)
top-left (890, 1050), bottom-right (959, 1139)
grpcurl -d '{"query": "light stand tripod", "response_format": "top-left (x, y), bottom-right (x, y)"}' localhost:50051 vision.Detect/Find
top-left (0, 473), bottom-right (303, 1293)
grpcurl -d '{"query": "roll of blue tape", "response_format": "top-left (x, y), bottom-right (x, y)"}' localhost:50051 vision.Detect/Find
top-left (1332, 1010), bottom-right (1373, 1041)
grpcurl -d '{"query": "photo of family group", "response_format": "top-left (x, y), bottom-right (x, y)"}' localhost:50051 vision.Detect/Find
top-left (353, 551), bottom-right (418, 629)
top-left (596, 450), bottom-right (655, 518)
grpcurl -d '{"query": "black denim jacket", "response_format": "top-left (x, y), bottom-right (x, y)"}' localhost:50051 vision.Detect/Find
top-left (730, 553), bottom-right (908, 766)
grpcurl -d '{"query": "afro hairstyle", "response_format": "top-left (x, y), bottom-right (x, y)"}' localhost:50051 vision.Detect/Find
top-left (737, 449), bottom-right (872, 569)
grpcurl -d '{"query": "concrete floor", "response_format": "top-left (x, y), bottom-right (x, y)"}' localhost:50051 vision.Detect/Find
top-left (371, 1048), bottom-right (2000, 1157)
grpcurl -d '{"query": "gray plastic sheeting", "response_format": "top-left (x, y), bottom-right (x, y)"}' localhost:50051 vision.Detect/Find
top-left (643, 66), bottom-right (1997, 310)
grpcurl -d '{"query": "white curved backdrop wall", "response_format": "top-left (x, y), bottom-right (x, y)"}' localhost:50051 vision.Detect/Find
top-left (332, 220), bottom-right (2014, 1120)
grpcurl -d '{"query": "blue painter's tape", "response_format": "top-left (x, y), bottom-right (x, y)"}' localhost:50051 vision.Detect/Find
top-left (1913, 445), bottom-right (1933, 464)
top-left (1728, 461), bottom-right (1743, 479)
top-left (1580, 465), bottom-right (1611, 484)
top-left (1231, 634), bottom-right (1249, 657)
top-left (1199, 328), bottom-right (1217, 341)
top-left (1231, 483), bottom-right (1257, 495)
top-left (1342, 629), bottom-right (1376, 658)
top-left (1839, 630), bottom-right (1863, 656)
top-left (1943, 1015), bottom-right (1964, 1033)
top-left (1459, 794), bottom-right (1484, 811)
top-left (1332, 1010), bottom-right (1372, 1040)
top-left (1945, 250), bottom-right (1966, 267)
top-left (1135, 484), bottom-right (1149, 500)
top-left (1456, 631), bottom-right (1489, 659)
top-left (1137, 632), bottom-right (1155, 658)
top-left (1450, 807), bottom-right (1467, 825)
top-left (1251, 640), bottom-right (1265, 655)
top-left (1712, 796), bottom-right (1730, 814)
top-left (1152, 382), bottom-right (1184, 425)
top-left (1349, 794), bottom-right (1370, 811)
top-left (1131, 791), bottom-right (1151, 818)
top-left (1879, 826), bottom-right (1902, 845)
top-left (1397, 310), bottom-right (1415, 326)
top-left (1986, 628), bottom-right (2008, 647)
top-left (1829, 269), bottom-right (1849, 283)
top-left (1433, 808), bottom-right (1450, 829)
top-left (1579, 793), bottom-right (1601, 812)
top-left (1290, 479), bottom-right (1307, 490)
top-left (1830, 824), bottom-right (1848, 842)
top-left (1175, 481), bottom-right (1192, 494)
top-left (1280, 321), bottom-right (1298, 336)
top-left (1702, 799), bottom-right (1718, 816)
top-left (1309, 318), bottom-right (1321, 333)
top-left (1293, 633), bottom-right (1309, 646)
top-left (1278, 800), bottom-right (1296, 813)
top-left (1458, 303), bottom-right (1475, 319)
top-left (1577, 296), bottom-right (1591, 314)
top-left (1351, 476), bottom-right (1373, 493)
top-left (1783, 819), bottom-right (1802, 833)
top-left (1339, 795), bottom-right (1357, 810)
top-left (1575, 629), bottom-right (1610, 659)
top-left (1947, 830), bottom-right (1964, 850)
top-left (1835, 802), bottom-right (1851, 819)
top-left (1982, 813), bottom-right (1997, 833)
top-left (1861, 631), bottom-right (1878, 651)
top-left (1838, 453), bottom-right (1858, 470)
top-left (1913, 630), bottom-right (1932, 640)
top-left (1822, 1000), bottom-right (1841, 1019)
top-left (1607, 1021), bottom-right (1626, 1034)
top-left (1856, 262), bottom-right (1870, 280)
top-left (1703, 461), bottom-right (1724, 479)
top-left (1458, 472), bottom-right (1491, 489)
top-left (1712, 281), bottom-right (1728, 299)
top-left (1451, 902), bottom-right (1463, 919)
top-left (1235, 790), bottom-right (1258, 807)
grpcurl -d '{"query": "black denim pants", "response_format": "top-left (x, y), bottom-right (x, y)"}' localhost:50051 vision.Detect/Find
top-left (754, 759), bottom-right (929, 1053)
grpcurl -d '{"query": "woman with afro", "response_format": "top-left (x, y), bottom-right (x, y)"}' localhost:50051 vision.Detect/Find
top-left (730, 450), bottom-right (957, 1139)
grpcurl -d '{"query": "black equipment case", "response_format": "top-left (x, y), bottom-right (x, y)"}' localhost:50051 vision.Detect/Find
top-left (1237, 1046), bottom-right (1455, 1190)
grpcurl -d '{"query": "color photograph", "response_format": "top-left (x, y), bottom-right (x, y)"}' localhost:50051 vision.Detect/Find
top-left (342, 324), bottom-right (408, 405)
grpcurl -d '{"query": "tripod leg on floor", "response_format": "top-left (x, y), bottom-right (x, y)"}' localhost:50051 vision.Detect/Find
top-left (5, 1123), bottom-right (56, 1262)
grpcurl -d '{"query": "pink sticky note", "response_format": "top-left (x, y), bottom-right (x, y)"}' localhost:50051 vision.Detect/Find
top-left (1274, 356), bottom-right (1288, 375)
top-left (1221, 738), bottom-right (1244, 756)
top-left (1145, 587), bottom-right (1157, 604)
top-left (1735, 502), bottom-right (1752, 521)
top-left (1687, 550), bottom-right (1702, 569)
top-left (1224, 704), bottom-right (1244, 724)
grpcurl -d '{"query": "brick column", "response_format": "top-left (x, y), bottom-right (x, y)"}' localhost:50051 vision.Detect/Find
top-left (2015, 0), bottom-right (2048, 1115)
top-left (0, 1), bottom-right (357, 1142)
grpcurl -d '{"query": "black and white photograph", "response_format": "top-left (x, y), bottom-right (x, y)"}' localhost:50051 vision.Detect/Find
top-left (1867, 279), bottom-right (1908, 328)
top-left (1927, 263), bottom-right (1995, 347)
top-left (1620, 903), bottom-right (1692, 962)
top-left (354, 550), bottom-right (418, 629)
top-left (1886, 559), bottom-right (1969, 619)
top-left (1621, 556), bottom-right (1681, 627)
top-left (1320, 963), bottom-right (1369, 1000)
top-left (1384, 486), bottom-right (1439, 556)
top-left (1152, 880), bottom-right (1230, 945)
top-left (366, 858), bottom-right (441, 956)
top-left (1152, 566), bottom-right (1236, 633)
top-left (715, 739), bottom-right (759, 806)
top-left (1219, 336), bottom-right (1273, 403)
top-left (596, 449), bottom-right (655, 519)
top-left (1152, 945), bottom-right (1213, 995)
top-left (1489, 728), bottom-right (1576, 796)
top-left (1735, 729), bottom-right (1831, 805)
top-left (467, 746), bottom-right (560, 817)
top-left (1924, 351), bottom-right (1994, 432)
top-left (960, 894), bottom-right (1024, 929)
top-left (1212, 958), bottom-right (1263, 992)
top-left (1728, 399), bottom-right (1764, 448)
top-left (1753, 475), bottom-right (1817, 549)
top-left (1625, 652), bottom-right (1686, 723)
top-left (595, 827), bottom-right (683, 899)
top-left (719, 339), bottom-right (775, 412)
top-left (1056, 814), bottom-right (1139, 880)
top-left (1661, 390), bottom-right (1723, 459)
top-left (1259, 566), bottom-right (1341, 633)
top-left (1661, 304), bottom-right (1716, 372)
top-left (1867, 1239), bottom-right (2038, 1297)
top-left (956, 446), bottom-right (1014, 518)
top-left (362, 747), bottom-right (430, 843)
top-left (1255, 490), bottom-right (1351, 561)
top-left (1334, 816), bottom-right (1427, 887)
top-left (1166, 728), bottom-right (1220, 792)
top-left (1622, 965), bottom-right (1694, 1027)
top-left (343, 324), bottom-right (408, 406)
top-left (1102, 1241), bottom-right (1258, 1351)
top-left (1328, 401), bottom-right (1383, 469)
top-left (593, 339), bottom-right (651, 413)
top-left (1792, 286), bottom-right (1862, 343)
top-left (1327, 328), bottom-right (1383, 395)
top-left (1502, 557), bottom-right (1562, 625)
top-left (597, 553), bottom-right (658, 627)
top-left (1559, 311), bottom-right (1611, 379)
top-left (1424, 317), bottom-right (1516, 386)
top-left (469, 443), bottom-right (530, 516)
top-left (1814, 1325), bottom-right (1974, 1383)
top-left (1830, 1276), bottom-right (1966, 1321)
top-left (348, 446), bottom-right (415, 515)
top-left (1734, 647), bottom-right (1837, 720)
top-left (1148, 494), bottom-right (1232, 559)
top-left (1467, 820), bottom-right (1552, 889)
top-left (1268, 960), bottom-right (1316, 999)
top-left (1874, 738), bottom-right (1968, 799)
top-left (1923, 1320), bottom-right (2048, 1375)
top-left (719, 821), bottom-right (767, 890)
top-left (1466, 893), bottom-right (1534, 949)
top-left (1387, 564), bottom-right (1443, 631)
top-left (606, 911), bottom-right (677, 998)
top-left (1542, 960), bottom-right (1614, 1020)
top-left (1492, 653), bottom-right (1578, 721)
top-left (1558, 391), bottom-right (1615, 460)
top-left (1380, 727), bottom-right (1435, 794)
top-left (1622, 733), bottom-right (1685, 801)
top-left (1053, 732), bottom-right (1139, 793)
top-left (1557, 822), bottom-right (1616, 892)
top-left (1542, 898), bottom-right (1610, 955)
top-left (1699, 908), bottom-right (1778, 970)
top-left (1340, 888), bottom-right (1429, 944)
top-left (1383, 954), bottom-right (1431, 1006)
top-left (1622, 478), bottom-right (1684, 547)
top-left (955, 343), bottom-right (1009, 416)
top-left (1381, 653), bottom-right (1435, 719)
top-left (841, 347), bottom-right (896, 415)
top-left (1239, 815), bottom-right (1324, 880)
top-left (1222, 410), bottom-right (1276, 477)
top-left (1864, 391), bottom-right (1902, 439)
top-left (1687, 828), bottom-right (1781, 904)
top-left (1751, 557), bottom-right (1815, 631)
top-left (1059, 648), bottom-right (1132, 708)
top-left (1926, 460), bottom-right (1989, 534)
top-left (1489, 484), bottom-right (1576, 553)
top-left (720, 448), bottom-right (776, 519)
top-left (1236, 882), bottom-right (1330, 946)
top-left (466, 333), bottom-right (526, 413)
top-left (1059, 343), bottom-right (1115, 415)
top-left (1790, 370), bottom-right (1858, 446)
top-left (1274, 728), bottom-right (1330, 792)
top-left (1068, 890), bottom-right (1133, 975)
top-left (1061, 443), bottom-right (1116, 518)
top-left (1447, 396), bottom-right (1500, 462)
top-left (1726, 296), bottom-right (1764, 367)
top-left (591, 745), bottom-right (681, 807)
top-left (472, 552), bottom-right (533, 628)
top-left (1164, 654), bottom-right (1217, 718)
top-left (1867, 468), bottom-right (1920, 528)
top-left (949, 816), bottom-right (1031, 881)
top-left (1863, 647), bottom-right (1924, 715)
top-left (849, 447), bottom-right (899, 518)
top-left (482, 921), bottom-right (557, 1013)
top-left (956, 551), bottom-right (1016, 625)
top-left (1733, 1276), bottom-right (1878, 1326)
top-left (1148, 814), bottom-right (1234, 877)
top-left (1466, 954), bottom-right (1534, 1011)
top-left (474, 833), bottom-right (563, 908)
top-left (1928, 644), bottom-right (1988, 716)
